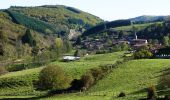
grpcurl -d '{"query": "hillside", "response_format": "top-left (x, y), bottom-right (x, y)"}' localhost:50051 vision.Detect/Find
top-left (89, 59), bottom-right (170, 98)
top-left (0, 40), bottom-right (169, 100)
top-left (82, 15), bottom-right (170, 38)
top-left (0, 11), bottom-right (50, 60)
top-left (40, 59), bottom-right (170, 100)
top-left (130, 15), bottom-right (165, 23)
top-left (81, 19), bottom-right (164, 38)
top-left (112, 22), bottom-right (162, 32)
top-left (0, 52), bottom-right (123, 96)
top-left (1, 58), bottom-right (169, 100)
top-left (6, 10), bottom-right (56, 35)
top-left (81, 19), bottom-right (169, 47)
top-left (0, 5), bottom-right (103, 60)
top-left (82, 20), bottom-right (131, 36)
top-left (8, 5), bottom-right (103, 36)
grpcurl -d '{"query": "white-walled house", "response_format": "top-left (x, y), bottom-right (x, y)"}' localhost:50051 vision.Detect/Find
top-left (62, 56), bottom-right (80, 61)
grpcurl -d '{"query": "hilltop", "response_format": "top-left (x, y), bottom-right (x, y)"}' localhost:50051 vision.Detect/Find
top-left (129, 15), bottom-right (166, 23)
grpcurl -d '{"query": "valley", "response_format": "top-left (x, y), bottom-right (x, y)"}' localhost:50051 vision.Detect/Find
top-left (0, 4), bottom-right (170, 100)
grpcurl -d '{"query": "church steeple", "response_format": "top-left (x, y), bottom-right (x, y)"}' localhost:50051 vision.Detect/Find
top-left (131, 21), bottom-right (137, 40)
top-left (135, 32), bottom-right (137, 40)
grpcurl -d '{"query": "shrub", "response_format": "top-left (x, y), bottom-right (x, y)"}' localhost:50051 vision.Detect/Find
top-left (90, 68), bottom-right (104, 81)
top-left (6, 64), bottom-right (27, 72)
top-left (160, 70), bottom-right (170, 88)
top-left (147, 85), bottom-right (157, 99)
top-left (118, 92), bottom-right (126, 97)
top-left (80, 72), bottom-right (94, 90)
top-left (22, 29), bottom-right (36, 47)
top-left (34, 51), bottom-right (51, 66)
top-left (0, 74), bottom-right (37, 88)
top-left (0, 66), bottom-right (8, 75)
top-left (70, 79), bottom-right (83, 91)
top-left (37, 65), bottom-right (72, 90)
top-left (96, 50), bottom-right (107, 54)
top-left (74, 50), bottom-right (81, 57)
top-left (164, 95), bottom-right (170, 99)
top-left (74, 50), bottom-right (87, 57)
top-left (133, 49), bottom-right (153, 59)
top-left (159, 69), bottom-right (170, 96)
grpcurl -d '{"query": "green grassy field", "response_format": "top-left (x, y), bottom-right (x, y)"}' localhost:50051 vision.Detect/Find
top-left (0, 52), bottom-right (123, 97)
top-left (39, 59), bottom-right (170, 100)
top-left (0, 52), bottom-right (170, 100)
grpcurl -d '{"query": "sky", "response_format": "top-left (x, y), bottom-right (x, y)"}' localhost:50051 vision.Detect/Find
top-left (0, 0), bottom-right (170, 21)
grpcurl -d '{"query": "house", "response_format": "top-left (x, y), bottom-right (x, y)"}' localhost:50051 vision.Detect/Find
top-left (131, 39), bottom-right (148, 45)
top-left (62, 56), bottom-right (80, 61)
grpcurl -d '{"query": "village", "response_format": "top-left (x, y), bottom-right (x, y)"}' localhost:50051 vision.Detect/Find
top-left (79, 29), bottom-right (168, 58)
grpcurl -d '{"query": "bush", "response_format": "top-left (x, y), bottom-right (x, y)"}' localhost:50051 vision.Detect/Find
top-left (96, 50), bottom-right (107, 54)
top-left (7, 64), bottom-right (27, 72)
top-left (147, 85), bottom-right (157, 99)
top-left (69, 60), bottom-right (125, 92)
top-left (0, 66), bottom-right (8, 75)
top-left (74, 50), bottom-right (80, 57)
top-left (70, 79), bottom-right (83, 91)
top-left (90, 68), bottom-right (104, 81)
top-left (160, 70), bottom-right (170, 88)
top-left (133, 49), bottom-right (153, 59)
top-left (0, 74), bottom-right (37, 89)
top-left (37, 65), bottom-right (72, 90)
top-left (34, 51), bottom-right (51, 66)
top-left (80, 72), bottom-right (94, 91)
top-left (159, 69), bottom-right (170, 96)
top-left (118, 92), bottom-right (126, 97)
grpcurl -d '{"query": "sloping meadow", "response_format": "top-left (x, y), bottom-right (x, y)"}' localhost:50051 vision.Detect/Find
top-left (0, 52), bottom-right (123, 96)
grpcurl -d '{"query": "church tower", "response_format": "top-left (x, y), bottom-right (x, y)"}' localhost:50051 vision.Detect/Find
top-left (131, 21), bottom-right (137, 40)
top-left (135, 32), bottom-right (137, 40)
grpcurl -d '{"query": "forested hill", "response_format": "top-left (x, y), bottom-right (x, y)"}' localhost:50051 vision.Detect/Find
top-left (7, 5), bottom-right (103, 36)
top-left (82, 20), bottom-right (131, 36)
top-left (0, 5), bottom-right (103, 60)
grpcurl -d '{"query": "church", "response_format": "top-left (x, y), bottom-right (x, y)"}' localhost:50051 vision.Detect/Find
top-left (130, 25), bottom-right (148, 49)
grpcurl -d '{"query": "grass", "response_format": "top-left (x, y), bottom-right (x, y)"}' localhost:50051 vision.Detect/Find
top-left (88, 59), bottom-right (170, 99)
top-left (0, 52), bottom-right (123, 96)
top-left (39, 59), bottom-right (170, 100)
top-left (51, 52), bottom-right (123, 79)
top-left (1, 53), bottom-right (170, 100)
top-left (0, 67), bottom-right (43, 78)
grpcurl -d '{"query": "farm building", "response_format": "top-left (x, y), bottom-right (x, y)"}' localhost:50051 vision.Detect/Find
top-left (62, 56), bottom-right (80, 61)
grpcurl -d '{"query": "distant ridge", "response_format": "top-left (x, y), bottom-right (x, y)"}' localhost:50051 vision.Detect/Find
top-left (129, 15), bottom-right (167, 23)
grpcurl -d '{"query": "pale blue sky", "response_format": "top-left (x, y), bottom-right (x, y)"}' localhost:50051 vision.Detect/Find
top-left (0, 0), bottom-right (170, 21)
